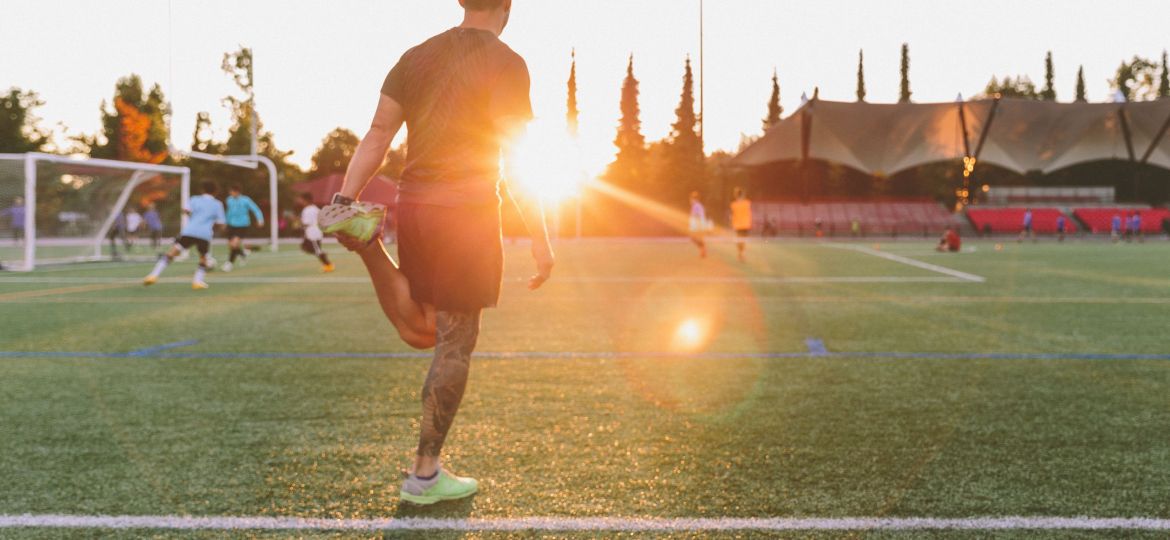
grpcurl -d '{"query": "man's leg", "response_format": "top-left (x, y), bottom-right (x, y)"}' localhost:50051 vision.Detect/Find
top-left (144, 242), bottom-right (183, 285)
top-left (353, 238), bottom-right (436, 349)
top-left (414, 309), bottom-right (480, 474)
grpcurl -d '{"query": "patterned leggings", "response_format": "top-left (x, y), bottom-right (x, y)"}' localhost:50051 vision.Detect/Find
top-left (417, 310), bottom-right (481, 457)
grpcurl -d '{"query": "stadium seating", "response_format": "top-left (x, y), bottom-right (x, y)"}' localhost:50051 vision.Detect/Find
top-left (754, 200), bottom-right (956, 236)
top-left (965, 208), bottom-right (1075, 234)
top-left (1073, 208), bottom-right (1170, 234)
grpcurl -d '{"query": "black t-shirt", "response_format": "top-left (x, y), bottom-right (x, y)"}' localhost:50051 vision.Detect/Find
top-left (382, 27), bottom-right (533, 207)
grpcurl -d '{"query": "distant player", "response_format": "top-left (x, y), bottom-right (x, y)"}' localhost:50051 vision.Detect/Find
top-left (1018, 208), bottom-right (1033, 243)
top-left (1, 197), bottom-right (25, 244)
top-left (1131, 212), bottom-right (1143, 243)
top-left (1055, 214), bottom-right (1067, 242)
top-left (125, 207), bottom-right (143, 252)
top-left (730, 187), bottom-right (752, 261)
top-left (689, 191), bottom-right (707, 258)
top-left (222, 184), bottom-right (264, 272)
top-left (297, 193), bottom-right (334, 273)
top-left (143, 181), bottom-right (225, 290)
top-left (144, 203), bottom-right (163, 249)
top-left (936, 226), bottom-right (961, 252)
top-left (1111, 213), bottom-right (1122, 243)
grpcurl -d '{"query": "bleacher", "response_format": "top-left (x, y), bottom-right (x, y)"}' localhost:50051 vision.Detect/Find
top-left (754, 200), bottom-right (956, 236)
top-left (1073, 208), bottom-right (1170, 234)
top-left (965, 208), bottom-right (1075, 234)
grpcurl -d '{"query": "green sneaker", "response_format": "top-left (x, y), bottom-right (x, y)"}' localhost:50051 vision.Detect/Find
top-left (399, 469), bottom-right (478, 505)
top-left (319, 202), bottom-right (386, 245)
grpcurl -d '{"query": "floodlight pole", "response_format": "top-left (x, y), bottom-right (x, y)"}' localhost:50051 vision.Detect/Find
top-left (698, 0), bottom-right (705, 151)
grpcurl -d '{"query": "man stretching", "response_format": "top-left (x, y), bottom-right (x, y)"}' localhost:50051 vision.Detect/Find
top-left (319, 0), bottom-right (553, 505)
top-left (143, 181), bottom-right (225, 290)
top-left (222, 184), bottom-right (264, 272)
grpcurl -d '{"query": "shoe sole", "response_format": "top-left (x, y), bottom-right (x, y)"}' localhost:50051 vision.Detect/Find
top-left (398, 485), bottom-right (477, 506)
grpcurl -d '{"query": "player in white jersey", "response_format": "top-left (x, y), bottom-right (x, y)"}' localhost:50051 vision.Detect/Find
top-left (298, 193), bottom-right (334, 273)
top-left (688, 191), bottom-right (708, 258)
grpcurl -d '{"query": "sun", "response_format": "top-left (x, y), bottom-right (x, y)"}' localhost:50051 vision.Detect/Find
top-left (507, 119), bottom-right (591, 204)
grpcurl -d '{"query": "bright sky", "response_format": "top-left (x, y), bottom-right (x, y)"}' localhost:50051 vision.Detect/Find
top-left (5, 0), bottom-right (1170, 170)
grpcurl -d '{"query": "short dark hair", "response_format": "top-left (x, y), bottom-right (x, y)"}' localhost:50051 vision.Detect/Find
top-left (299, 192), bottom-right (314, 203)
top-left (202, 181), bottom-right (219, 195)
top-left (229, 184), bottom-right (242, 193)
top-left (461, 0), bottom-right (507, 11)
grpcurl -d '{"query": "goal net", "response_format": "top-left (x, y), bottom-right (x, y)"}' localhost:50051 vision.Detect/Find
top-left (0, 153), bottom-right (190, 271)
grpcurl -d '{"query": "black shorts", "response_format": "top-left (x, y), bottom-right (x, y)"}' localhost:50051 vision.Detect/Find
top-left (396, 202), bottom-right (503, 312)
top-left (175, 236), bottom-right (210, 256)
top-left (226, 226), bottom-right (249, 239)
top-left (735, 229), bottom-right (750, 238)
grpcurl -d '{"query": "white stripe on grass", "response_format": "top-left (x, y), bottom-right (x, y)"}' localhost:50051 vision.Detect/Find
top-left (2, 515), bottom-right (1170, 531)
top-left (827, 244), bottom-right (987, 283)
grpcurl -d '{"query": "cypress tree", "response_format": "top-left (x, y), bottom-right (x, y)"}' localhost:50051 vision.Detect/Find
top-left (763, 69), bottom-right (782, 131)
top-left (1041, 51), bottom-right (1056, 101)
top-left (1075, 65), bottom-right (1087, 102)
top-left (567, 49), bottom-right (579, 137)
top-left (856, 49), bottom-right (867, 102)
top-left (899, 43), bottom-right (912, 103)
top-left (607, 54), bottom-right (646, 189)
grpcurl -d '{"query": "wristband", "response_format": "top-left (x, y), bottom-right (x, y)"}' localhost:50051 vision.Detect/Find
top-left (331, 193), bottom-right (356, 206)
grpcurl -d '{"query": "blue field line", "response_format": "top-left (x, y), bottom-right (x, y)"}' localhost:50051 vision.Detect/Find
top-left (2, 350), bottom-right (1170, 361)
top-left (126, 340), bottom-right (200, 357)
top-left (805, 338), bottom-right (828, 356)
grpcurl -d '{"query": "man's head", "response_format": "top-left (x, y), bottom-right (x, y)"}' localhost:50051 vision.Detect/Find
top-left (229, 184), bottom-right (242, 196)
top-left (299, 193), bottom-right (315, 206)
top-left (734, 187), bottom-right (745, 200)
top-left (202, 181), bottom-right (219, 196)
top-left (459, 0), bottom-right (512, 34)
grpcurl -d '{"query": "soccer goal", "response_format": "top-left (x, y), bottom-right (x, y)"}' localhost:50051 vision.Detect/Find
top-left (0, 153), bottom-right (191, 271)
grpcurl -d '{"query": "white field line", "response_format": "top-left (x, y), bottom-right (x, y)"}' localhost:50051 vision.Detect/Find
top-left (2, 515), bottom-right (1170, 531)
top-left (828, 244), bottom-right (986, 283)
top-left (0, 275), bottom-right (966, 285)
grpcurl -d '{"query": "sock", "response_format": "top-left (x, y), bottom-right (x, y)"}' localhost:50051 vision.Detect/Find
top-left (229, 248), bottom-right (240, 263)
top-left (148, 256), bottom-right (170, 278)
top-left (194, 265), bottom-right (207, 283)
top-left (318, 253), bottom-right (331, 266)
top-left (414, 469), bottom-right (439, 481)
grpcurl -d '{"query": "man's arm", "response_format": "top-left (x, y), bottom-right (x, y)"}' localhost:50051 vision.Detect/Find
top-left (339, 94), bottom-right (405, 200)
top-left (500, 125), bottom-right (554, 290)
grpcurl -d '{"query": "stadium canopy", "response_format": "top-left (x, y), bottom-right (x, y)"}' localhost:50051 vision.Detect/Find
top-left (732, 97), bottom-right (1170, 175)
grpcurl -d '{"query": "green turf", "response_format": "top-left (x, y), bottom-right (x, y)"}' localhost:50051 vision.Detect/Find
top-left (1, 238), bottom-right (1169, 538)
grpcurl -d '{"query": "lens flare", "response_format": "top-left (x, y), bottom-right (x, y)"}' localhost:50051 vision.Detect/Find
top-left (672, 317), bottom-right (708, 351)
top-left (508, 119), bottom-right (588, 204)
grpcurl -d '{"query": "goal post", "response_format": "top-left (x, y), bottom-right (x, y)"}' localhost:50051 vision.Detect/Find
top-left (0, 152), bottom-right (190, 271)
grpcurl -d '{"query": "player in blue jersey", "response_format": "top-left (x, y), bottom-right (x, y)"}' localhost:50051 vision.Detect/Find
top-left (222, 184), bottom-right (264, 272)
top-left (143, 181), bottom-right (226, 290)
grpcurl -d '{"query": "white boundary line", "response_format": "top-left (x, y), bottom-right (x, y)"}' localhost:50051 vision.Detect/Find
top-left (827, 244), bottom-right (987, 283)
top-left (2, 515), bottom-right (1169, 531)
top-left (0, 276), bottom-right (966, 285)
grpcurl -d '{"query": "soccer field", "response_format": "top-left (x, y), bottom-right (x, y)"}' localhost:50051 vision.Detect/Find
top-left (2, 238), bottom-right (1169, 538)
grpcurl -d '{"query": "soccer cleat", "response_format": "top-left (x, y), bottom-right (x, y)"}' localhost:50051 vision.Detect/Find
top-left (319, 202), bottom-right (386, 246)
top-left (399, 469), bottom-right (478, 506)
top-left (192, 281), bottom-right (209, 290)
top-left (321, 263), bottom-right (335, 273)
top-left (143, 275), bottom-right (158, 286)
top-left (221, 261), bottom-right (233, 272)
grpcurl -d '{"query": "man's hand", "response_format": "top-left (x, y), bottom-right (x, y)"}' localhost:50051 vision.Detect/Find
top-left (528, 239), bottom-right (554, 290)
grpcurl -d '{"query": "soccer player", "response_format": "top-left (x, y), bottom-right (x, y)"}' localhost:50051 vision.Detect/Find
top-left (1112, 213), bottom-right (1122, 243)
top-left (1019, 208), bottom-right (1033, 243)
top-left (689, 191), bottom-right (707, 258)
top-left (1131, 211), bottom-right (1143, 243)
top-left (143, 181), bottom-right (226, 290)
top-left (730, 187), bottom-right (752, 261)
top-left (936, 226), bottom-right (961, 252)
top-left (222, 184), bottom-right (264, 272)
top-left (1055, 214), bottom-right (1067, 242)
top-left (2, 197), bottom-right (25, 244)
top-left (297, 193), bottom-right (334, 272)
top-left (319, 0), bottom-right (553, 506)
top-left (144, 203), bottom-right (163, 249)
